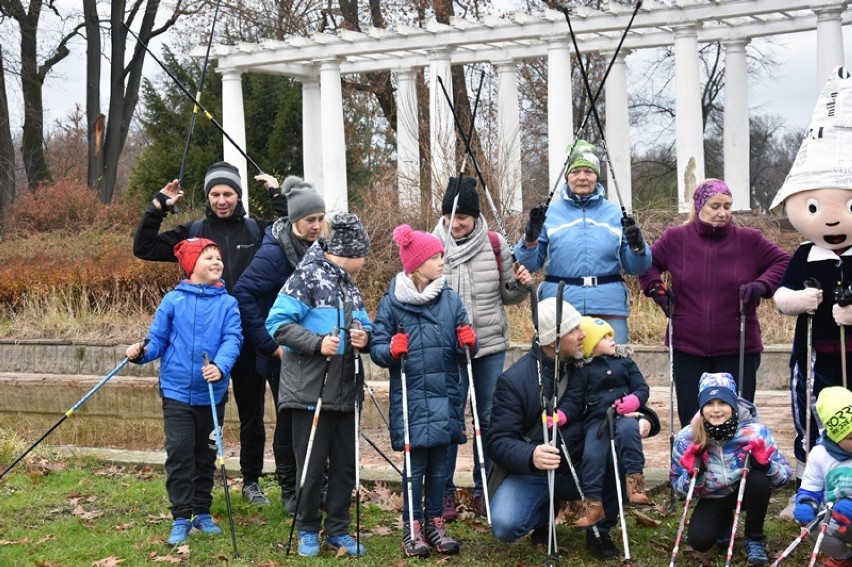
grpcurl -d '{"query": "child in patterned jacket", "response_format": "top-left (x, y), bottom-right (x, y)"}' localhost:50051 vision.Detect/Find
top-left (670, 372), bottom-right (791, 565)
top-left (793, 387), bottom-right (852, 567)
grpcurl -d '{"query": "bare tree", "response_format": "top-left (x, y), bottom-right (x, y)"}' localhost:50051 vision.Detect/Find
top-left (0, 0), bottom-right (83, 187)
top-left (0, 43), bottom-right (14, 220)
top-left (85, 0), bottom-right (186, 203)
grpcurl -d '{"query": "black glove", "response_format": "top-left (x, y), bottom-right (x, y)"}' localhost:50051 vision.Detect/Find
top-left (524, 205), bottom-right (547, 243)
top-left (645, 281), bottom-right (675, 318)
top-left (622, 216), bottom-right (644, 252)
top-left (268, 187), bottom-right (289, 218)
top-left (739, 281), bottom-right (769, 313)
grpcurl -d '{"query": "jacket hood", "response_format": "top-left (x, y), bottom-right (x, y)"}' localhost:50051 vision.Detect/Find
top-left (175, 279), bottom-right (228, 296)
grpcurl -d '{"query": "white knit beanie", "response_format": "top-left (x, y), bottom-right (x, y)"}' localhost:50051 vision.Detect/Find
top-left (537, 297), bottom-right (582, 346)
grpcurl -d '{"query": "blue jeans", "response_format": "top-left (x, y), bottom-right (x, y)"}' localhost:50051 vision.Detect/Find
top-left (444, 351), bottom-right (505, 496)
top-left (581, 416), bottom-right (644, 500)
top-left (404, 445), bottom-right (448, 522)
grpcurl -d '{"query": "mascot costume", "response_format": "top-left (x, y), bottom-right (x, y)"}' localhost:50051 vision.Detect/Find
top-left (771, 67), bottom-right (852, 509)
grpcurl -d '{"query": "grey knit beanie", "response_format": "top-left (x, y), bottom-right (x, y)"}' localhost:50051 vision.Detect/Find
top-left (204, 161), bottom-right (242, 197)
top-left (284, 175), bottom-right (326, 222)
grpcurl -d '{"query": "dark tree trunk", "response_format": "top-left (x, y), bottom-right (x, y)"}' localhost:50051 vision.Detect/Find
top-left (83, 0), bottom-right (102, 189)
top-left (0, 44), bottom-right (16, 219)
top-left (17, 0), bottom-right (52, 186)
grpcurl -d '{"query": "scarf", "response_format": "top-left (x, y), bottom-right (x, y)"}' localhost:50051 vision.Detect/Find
top-left (433, 216), bottom-right (488, 317)
top-left (271, 217), bottom-right (312, 268)
top-left (703, 415), bottom-right (739, 441)
top-left (393, 272), bottom-right (445, 306)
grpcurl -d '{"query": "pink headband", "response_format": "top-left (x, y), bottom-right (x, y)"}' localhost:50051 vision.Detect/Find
top-left (693, 179), bottom-right (732, 212)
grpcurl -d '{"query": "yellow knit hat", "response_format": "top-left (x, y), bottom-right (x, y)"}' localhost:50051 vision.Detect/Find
top-left (579, 316), bottom-right (614, 358)
top-left (816, 386), bottom-right (852, 443)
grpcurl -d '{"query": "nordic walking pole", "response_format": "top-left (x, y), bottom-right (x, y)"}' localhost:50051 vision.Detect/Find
top-left (769, 506), bottom-right (829, 567)
top-left (440, 70), bottom-right (485, 251)
top-left (286, 327), bottom-right (339, 556)
top-left (836, 281), bottom-right (850, 389)
top-left (738, 299), bottom-right (746, 398)
top-left (667, 294), bottom-right (676, 514)
top-left (545, 0), bottom-right (643, 205)
top-left (365, 384), bottom-right (390, 430)
top-left (606, 405), bottom-right (633, 565)
top-left (398, 324), bottom-right (417, 545)
top-left (545, 282), bottom-right (566, 562)
top-left (359, 430), bottom-right (402, 475)
top-left (807, 502), bottom-right (834, 567)
top-left (554, 427), bottom-right (601, 540)
top-left (724, 452), bottom-right (752, 567)
top-left (463, 343), bottom-right (491, 526)
top-left (669, 467), bottom-right (700, 567)
top-left (0, 343), bottom-right (145, 481)
top-left (122, 24), bottom-right (265, 175)
top-left (203, 352), bottom-right (239, 558)
top-left (804, 278), bottom-right (821, 456)
top-left (351, 320), bottom-right (364, 556)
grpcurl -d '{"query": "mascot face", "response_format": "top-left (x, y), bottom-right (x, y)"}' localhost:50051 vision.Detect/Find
top-left (785, 188), bottom-right (852, 251)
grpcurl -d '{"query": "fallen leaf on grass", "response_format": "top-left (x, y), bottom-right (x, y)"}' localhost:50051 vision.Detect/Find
top-left (367, 525), bottom-right (393, 536)
top-left (150, 556), bottom-right (183, 563)
top-left (433, 556), bottom-right (453, 564)
top-left (336, 546), bottom-right (348, 558)
top-left (254, 561), bottom-right (281, 567)
top-left (92, 556), bottom-right (125, 566)
top-left (633, 509), bottom-right (662, 526)
top-left (0, 538), bottom-right (28, 545)
top-left (36, 535), bottom-right (56, 544)
top-left (71, 505), bottom-right (103, 520)
top-left (115, 522), bottom-right (134, 532)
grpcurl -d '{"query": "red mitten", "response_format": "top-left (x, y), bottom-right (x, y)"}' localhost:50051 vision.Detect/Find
top-left (546, 410), bottom-right (568, 428)
top-left (457, 325), bottom-right (476, 349)
top-left (742, 437), bottom-right (775, 466)
top-left (390, 333), bottom-right (409, 360)
top-left (614, 394), bottom-right (641, 415)
top-left (679, 443), bottom-right (706, 473)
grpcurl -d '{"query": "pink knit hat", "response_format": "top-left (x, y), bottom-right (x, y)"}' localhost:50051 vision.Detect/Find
top-left (392, 224), bottom-right (444, 274)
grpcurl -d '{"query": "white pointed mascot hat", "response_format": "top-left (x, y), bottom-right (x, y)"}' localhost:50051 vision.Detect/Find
top-left (770, 66), bottom-right (852, 213)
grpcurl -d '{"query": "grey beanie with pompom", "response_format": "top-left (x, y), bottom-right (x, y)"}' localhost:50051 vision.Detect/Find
top-left (284, 175), bottom-right (326, 223)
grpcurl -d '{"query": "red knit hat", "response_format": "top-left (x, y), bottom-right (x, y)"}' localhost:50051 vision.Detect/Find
top-left (174, 238), bottom-right (220, 276)
top-left (392, 224), bottom-right (444, 274)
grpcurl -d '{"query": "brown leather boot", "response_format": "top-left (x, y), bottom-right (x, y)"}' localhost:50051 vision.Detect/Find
top-left (626, 473), bottom-right (652, 506)
top-left (573, 498), bottom-right (605, 528)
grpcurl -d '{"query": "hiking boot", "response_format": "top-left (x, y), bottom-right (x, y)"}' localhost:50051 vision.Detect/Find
top-left (276, 463), bottom-right (297, 515)
top-left (585, 529), bottom-right (618, 560)
top-left (743, 536), bottom-right (769, 566)
top-left (818, 557), bottom-right (852, 567)
top-left (167, 519), bottom-right (191, 545)
top-left (191, 513), bottom-right (222, 536)
top-left (626, 473), bottom-right (652, 506)
top-left (779, 492), bottom-right (797, 522)
top-left (425, 516), bottom-right (460, 555)
top-left (401, 520), bottom-right (431, 558)
top-left (298, 530), bottom-right (321, 557)
top-left (326, 533), bottom-right (366, 557)
top-left (573, 498), bottom-right (605, 528)
top-left (473, 493), bottom-right (487, 517)
top-left (242, 481), bottom-right (270, 506)
top-left (442, 492), bottom-right (457, 522)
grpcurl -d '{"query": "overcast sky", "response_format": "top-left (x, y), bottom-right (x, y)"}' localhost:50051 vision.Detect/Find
top-left (5, 15), bottom-right (852, 148)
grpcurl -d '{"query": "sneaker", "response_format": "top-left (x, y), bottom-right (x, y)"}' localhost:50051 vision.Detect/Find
top-left (298, 530), bottom-right (321, 557)
top-left (167, 519), bottom-right (191, 545)
top-left (473, 493), bottom-right (487, 517)
top-left (326, 533), bottom-right (366, 557)
top-left (442, 492), bottom-right (457, 522)
top-left (242, 481), bottom-right (270, 506)
top-left (743, 536), bottom-right (769, 566)
top-left (191, 513), bottom-right (222, 536)
top-left (425, 516), bottom-right (460, 554)
top-left (626, 473), bottom-right (653, 506)
top-left (585, 529), bottom-right (618, 560)
top-left (402, 520), bottom-right (431, 558)
top-left (779, 492), bottom-right (796, 522)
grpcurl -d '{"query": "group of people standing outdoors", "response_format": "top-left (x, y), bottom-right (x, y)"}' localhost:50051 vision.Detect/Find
top-left (124, 131), bottom-right (850, 565)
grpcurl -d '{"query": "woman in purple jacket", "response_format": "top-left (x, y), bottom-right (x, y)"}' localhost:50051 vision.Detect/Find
top-left (638, 179), bottom-right (790, 427)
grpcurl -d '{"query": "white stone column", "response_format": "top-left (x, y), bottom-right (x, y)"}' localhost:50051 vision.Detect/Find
top-left (673, 24), bottom-right (705, 212)
top-left (723, 40), bottom-right (751, 211)
top-left (496, 60), bottom-right (523, 213)
top-left (604, 50), bottom-right (632, 212)
top-left (220, 68), bottom-right (250, 213)
top-left (301, 76), bottom-right (323, 188)
top-left (319, 59), bottom-right (348, 212)
top-left (814, 4), bottom-right (846, 89)
top-left (547, 39), bottom-right (573, 197)
top-left (396, 68), bottom-right (420, 210)
top-left (429, 50), bottom-right (454, 206)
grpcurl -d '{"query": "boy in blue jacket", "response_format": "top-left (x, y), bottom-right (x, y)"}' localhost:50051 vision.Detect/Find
top-left (126, 238), bottom-right (243, 546)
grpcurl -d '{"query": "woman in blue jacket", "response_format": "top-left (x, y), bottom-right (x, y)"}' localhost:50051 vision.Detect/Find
top-left (514, 140), bottom-right (651, 343)
top-left (371, 225), bottom-right (477, 558)
top-left (233, 175), bottom-right (326, 511)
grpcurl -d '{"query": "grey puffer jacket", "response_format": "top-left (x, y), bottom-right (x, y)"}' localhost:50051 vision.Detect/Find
top-left (433, 216), bottom-right (528, 358)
